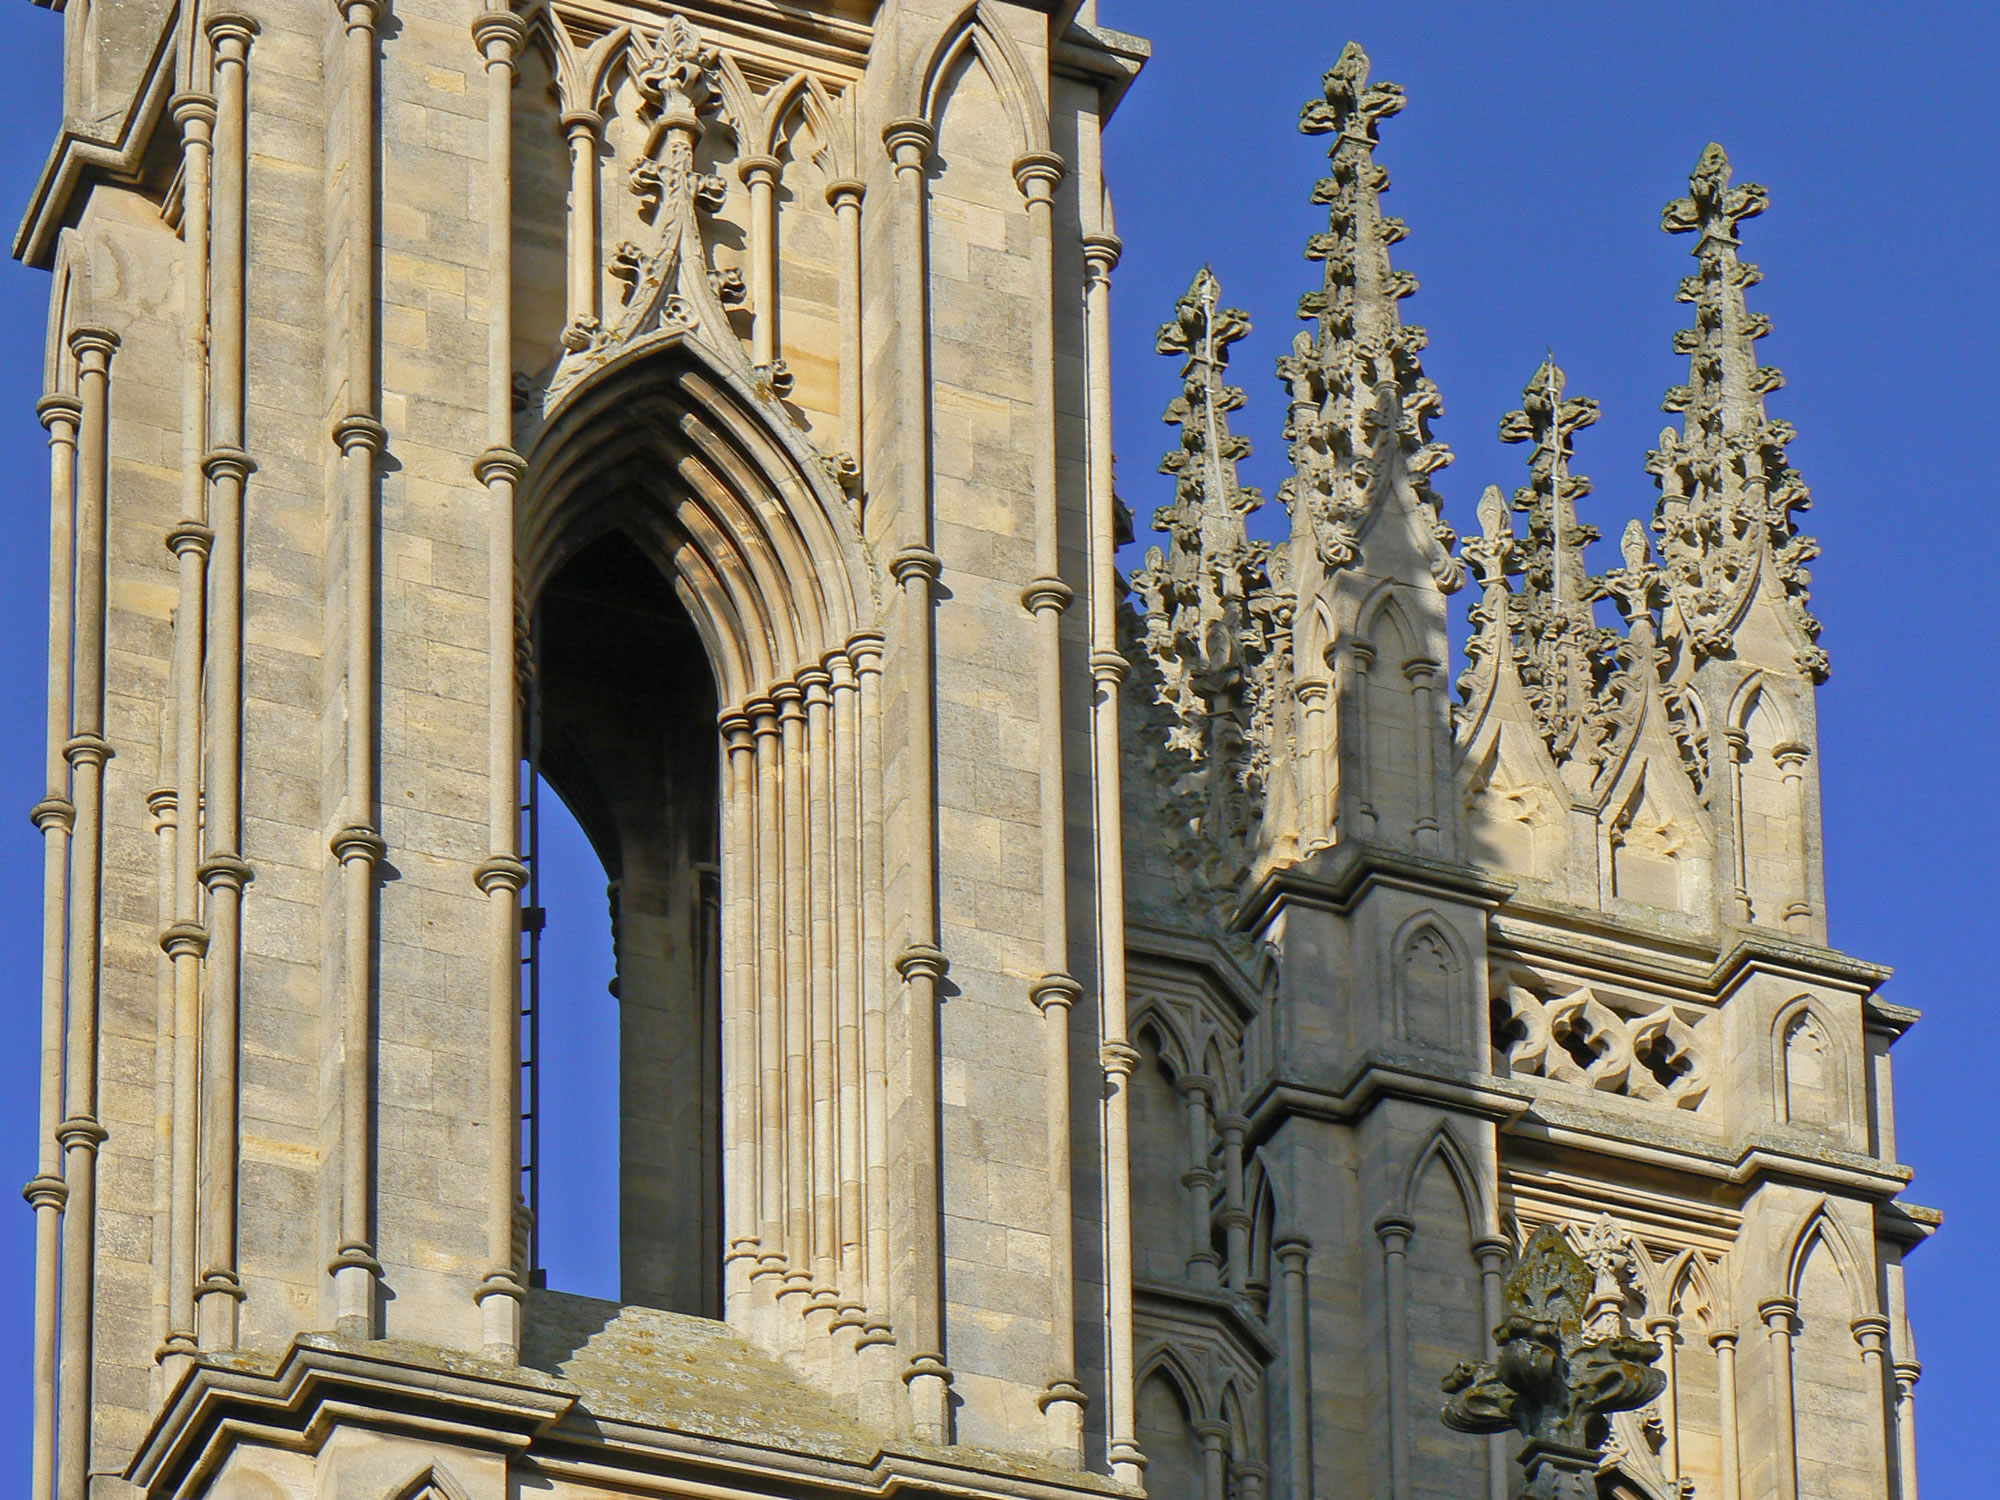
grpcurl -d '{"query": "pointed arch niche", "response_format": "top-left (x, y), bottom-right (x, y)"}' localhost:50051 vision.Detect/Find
top-left (518, 336), bottom-right (877, 1335)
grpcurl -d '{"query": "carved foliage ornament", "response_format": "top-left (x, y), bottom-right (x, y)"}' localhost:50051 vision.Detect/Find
top-left (1442, 1226), bottom-right (1666, 1498)
top-left (543, 14), bottom-right (750, 411)
top-left (1650, 144), bottom-right (1825, 681)
top-left (1485, 361), bottom-right (1647, 779)
top-left (1131, 268), bottom-right (1293, 900)
top-left (1280, 42), bottom-right (1459, 590)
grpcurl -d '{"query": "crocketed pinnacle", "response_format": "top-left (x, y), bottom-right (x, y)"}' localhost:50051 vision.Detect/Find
top-left (1649, 144), bottom-right (1825, 679)
top-left (1147, 267), bottom-right (1266, 674)
top-left (1132, 269), bottom-right (1290, 879)
top-left (1278, 41), bottom-right (1457, 586)
top-left (1501, 357), bottom-right (1600, 612)
top-left (1494, 360), bottom-right (1639, 774)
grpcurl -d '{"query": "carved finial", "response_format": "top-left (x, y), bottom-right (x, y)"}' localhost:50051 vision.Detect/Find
top-left (1498, 356), bottom-right (1600, 607)
top-left (1619, 517), bottom-right (1647, 574)
top-left (1579, 1214), bottom-right (1635, 1338)
top-left (1299, 41), bottom-right (1406, 146)
top-left (1131, 269), bottom-right (1293, 897)
top-left (629, 15), bottom-right (715, 118)
top-left (1651, 145), bottom-right (1825, 681)
top-left (1277, 41), bottom-right (1458, 588)
top-left (1463, 484), bottom-right (1517, 591)
top-left (1441, 1226), bottom-right (1666, 1498)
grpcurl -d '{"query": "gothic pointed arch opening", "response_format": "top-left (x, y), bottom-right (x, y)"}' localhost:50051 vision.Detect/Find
top-left (1773, 995), bottom-right (1849, 1133)
top-left (1397, 1122), bottom-right (1491, 1490)
top-left (1730, 673), bottom-right (1811, 929)
top-left (1662, 1251), bottom-right (1729, 1500)
top-left (1391, 911), bottom-right (1466, 1050)
top-left (1130, 1005), bottom-right (1195, 1284)
top-left (1350, 586), bottom-right (1430, 844)
top-left (530, 528), bottom-right (721, 1315)
top-left (516, 335), bottom-right (871, 1326)
top-left (1133, 1349), bottom-right (1207, 1500)
top-left (1782, 1202), bottom-right (1881, 1500)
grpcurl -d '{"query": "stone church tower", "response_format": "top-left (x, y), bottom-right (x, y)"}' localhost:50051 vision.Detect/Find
top-left (14, 0), bottom-right (1927, 1496)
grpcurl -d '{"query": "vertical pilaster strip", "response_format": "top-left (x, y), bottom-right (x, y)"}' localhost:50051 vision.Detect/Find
top-left (1760, 1296), bottom-right (1800, 1500)
top-left (1296, 679), bottom-right (1330, 846)
top-left (882, 116), bottom-right (950, 1442)
top-left (560, 110), bottom-right (601, 348)
top-left (147, 757), bottom-right (176, 1405)
top-left (740, 154), bottom-right (782, 371)
top-left (720, 711), bottom-right (758, 1318)
top-left (28, 388), bottom-right (78, 1500)
top-left (1774, 742), bottom-right (1812, 934)
top-left (1472, 1237), bottom-right (1510, 1500)
top-left (801, 667), bottom-right (840, 1331)
top-left (776, 682), bottom-right (812, 1321)
top-left (1376, 1217), bottom-right (1413, 1500)
top-left (161, 88), bottom-right (215, 1388)
top-left (1892, 1359), bottom-right (1920, 1500)
top-left (1347, 642), bottom-right (1376, 835)
top-left (1178, 1076), bottom-right (1218, 1285)
top-left (331, 0), bottom-right (388, 1340)
top-left (1711, 1327), bottom-right (1742, 1500)
top-left (1276, 1236), bottom-right (1315, 1500)
top-left (1217, 1115), bottom-right (1250, 1292)
top-left (153, 77), bottom-right (220, 1403)
top-left (57, 324), bottom-right (117, 1500)
top-left (750, 699), bottom-right (786, 1300)
top-left (1405, 658), bottom-right (1440, 851)
top-left (829, 653), bottom-right (866, 1331)
top-left (1645, 1312), bottom-right (1681, 1485)
top-left (1081, 226), bottom-right (1139, 1485)
top-left (1013, 147), bottom-right (1083, 1461)
top-left (850, 634), bottom-right (897, 1421)
top-left (827, 180), bottom-right (865, 481)
top-left (1852, 1315), bottom-right (1894, 1497)
top-left (197, 10), bottom-right (258, 1354)
top-left (471, 6), bottom-right (527, 1364)
top-left (1725, 726), bottom-right (1751, 924)
top-left (1195, 1421), bottom-right (1229, 1500)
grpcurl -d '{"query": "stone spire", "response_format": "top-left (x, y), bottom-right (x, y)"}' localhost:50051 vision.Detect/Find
top-left (1649, 144), bottom-right (1825, 680)
top-left (1495, 358), bottom-right (1638, 779)
top-left (1132, 268), bottom-right (1291, 891)
top-left (1279, 41), bottom-right (1459, 590)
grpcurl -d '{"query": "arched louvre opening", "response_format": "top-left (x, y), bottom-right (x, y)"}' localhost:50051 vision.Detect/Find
top-left (515, 340), bottom-right (877, 1352)
top-left (524, 529), bottom-right (723, 1318)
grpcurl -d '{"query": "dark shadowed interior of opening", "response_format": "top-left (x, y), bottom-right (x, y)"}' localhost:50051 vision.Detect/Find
top-left (533, 529), bottom-right (722, 1318)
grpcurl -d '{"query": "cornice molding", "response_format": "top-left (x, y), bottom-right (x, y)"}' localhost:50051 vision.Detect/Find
top-left (14, 9), bottom-right (178, 266)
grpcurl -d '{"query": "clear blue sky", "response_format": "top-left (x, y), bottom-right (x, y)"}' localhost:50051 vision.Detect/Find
top-left (0, 2), bottom-right (1991, 1490)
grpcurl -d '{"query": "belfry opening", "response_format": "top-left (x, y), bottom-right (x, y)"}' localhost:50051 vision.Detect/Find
top-left (525, 527), bottom-right (722, 1318)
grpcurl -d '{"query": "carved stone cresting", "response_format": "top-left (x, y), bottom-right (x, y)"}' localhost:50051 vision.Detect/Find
top-left (1281, 42), bottom-right (1460, 590)
top-left (1130, 268), bottom-right (1292, 901)
top-left (1650, 144), bottom-right (1825, 681)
